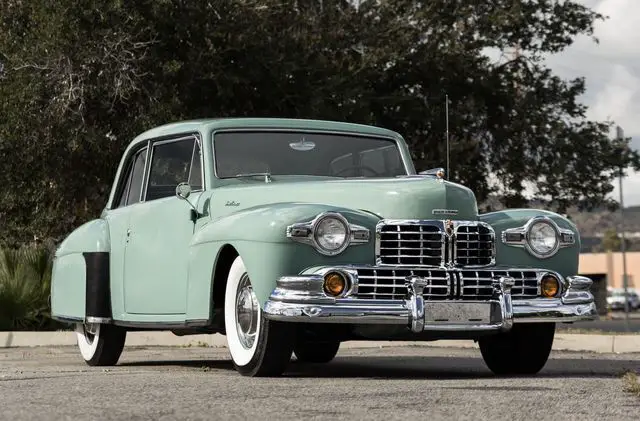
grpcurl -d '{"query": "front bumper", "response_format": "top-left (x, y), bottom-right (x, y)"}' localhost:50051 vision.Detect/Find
top-left (263, 266), bottom-right (597, 333)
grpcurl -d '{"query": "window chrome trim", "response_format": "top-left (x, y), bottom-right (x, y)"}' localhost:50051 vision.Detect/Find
top-left (501, 216), bottom-right (576, 259)
top-left (286, 211), bottom-right (370, 256)
top-left (210, 128), bottom-right (411, 180)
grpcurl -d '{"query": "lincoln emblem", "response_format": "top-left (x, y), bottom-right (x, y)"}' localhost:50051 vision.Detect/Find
top-left (445, 219), bottom-right (454, 236)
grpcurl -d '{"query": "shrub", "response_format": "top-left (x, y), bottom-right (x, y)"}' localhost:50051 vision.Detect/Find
top-left (0, 245), bottom-right (65, 330)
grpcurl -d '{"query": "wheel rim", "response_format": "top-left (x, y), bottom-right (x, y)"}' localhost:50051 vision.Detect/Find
top-left (235, 274), bottom-right (259, 350)
top-left (76, 322), bottom-right (101, 361)
top-left (83, 323), bottom-right (98, 345)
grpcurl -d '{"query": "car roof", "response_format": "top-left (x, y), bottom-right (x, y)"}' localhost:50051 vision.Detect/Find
top-left (128, 117), bottom-right (402, 148)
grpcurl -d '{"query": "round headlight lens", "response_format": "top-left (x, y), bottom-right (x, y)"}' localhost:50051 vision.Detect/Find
top-left (314, 216), bottom-right (349, 254)
top-left (527, 221), bottom-right (559, 257)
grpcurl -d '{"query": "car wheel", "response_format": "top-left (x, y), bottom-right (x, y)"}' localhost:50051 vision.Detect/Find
top-left (294, 339), bottom-right (340, 363)
top-left (478, 323), bottom-right (555, 376)
top-left (75, 322), bottom-right (126, 366)
top-left (224, 256), bottom-right (295, 377)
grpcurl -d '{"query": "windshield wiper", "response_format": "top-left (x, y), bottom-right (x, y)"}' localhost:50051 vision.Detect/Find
top-left (234, 172), bottom-right (272, 183)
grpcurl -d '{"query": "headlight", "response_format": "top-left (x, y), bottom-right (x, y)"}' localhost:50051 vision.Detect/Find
top-left (314, 215), bottom-right (349, 254)
top-left (527, 220), bottom-right (559, 257)
top-left (286, 211), bottom-right (370, 255)
top-left (502, 215), bottom-right (576, 259)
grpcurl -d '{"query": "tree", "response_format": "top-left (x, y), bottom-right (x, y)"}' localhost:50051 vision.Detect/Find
top-left (601, 229), bottom-right (622, 252)
top-left (0, 0), bottom-right (638, 246)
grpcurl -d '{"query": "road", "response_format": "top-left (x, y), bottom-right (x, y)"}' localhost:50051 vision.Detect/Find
top-left (559, 312), bottom-right (640, 333)
top-left (1, 345), bottom-right (639, 421)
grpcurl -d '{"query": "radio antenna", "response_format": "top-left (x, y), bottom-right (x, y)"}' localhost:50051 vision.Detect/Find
top-left (445, 94), bottom-right (450, 180)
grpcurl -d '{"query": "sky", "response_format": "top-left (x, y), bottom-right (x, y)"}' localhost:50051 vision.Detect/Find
top-left (541, 0), bottom-right (640, 206)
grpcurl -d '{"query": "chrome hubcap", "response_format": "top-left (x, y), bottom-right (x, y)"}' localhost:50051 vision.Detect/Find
top-left (83, 323), bottom-right (98, 344)
top-left (235, 275), bottom-right (259, 349)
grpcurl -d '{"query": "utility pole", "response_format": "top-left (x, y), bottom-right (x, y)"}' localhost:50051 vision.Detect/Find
top-left (616, 125), bottom-right (630, 330)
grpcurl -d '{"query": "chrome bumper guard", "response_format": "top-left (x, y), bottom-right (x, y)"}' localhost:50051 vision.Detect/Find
top-left (263, 267), bottom-right (597, 333)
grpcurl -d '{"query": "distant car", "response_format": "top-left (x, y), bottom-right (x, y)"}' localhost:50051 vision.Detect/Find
top-left (608, 288), bottom-right (640, 311)
top-left (50, 118), bottom-right (597, 377)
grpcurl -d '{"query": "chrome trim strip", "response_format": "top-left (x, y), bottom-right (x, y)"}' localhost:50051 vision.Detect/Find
top-left (501, 215), bottom-right (576, 259)
top-left (85, 316), bottom-right (112, 324)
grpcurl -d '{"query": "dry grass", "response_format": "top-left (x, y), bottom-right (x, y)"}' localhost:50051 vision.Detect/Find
top-left (622, 371), bottom-right (640, 398)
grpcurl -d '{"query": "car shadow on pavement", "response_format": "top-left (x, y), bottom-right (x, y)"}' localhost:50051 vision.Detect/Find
top-left (118, 354), bottom-right (640, 380)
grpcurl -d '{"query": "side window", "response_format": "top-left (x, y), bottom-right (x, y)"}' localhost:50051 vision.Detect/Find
top-left (127, 148), bottom-right (147, 206)
top-left (146, 137), bottom-right (198, 201)
top-left (188, 140), bottom-right (203, 190)
top-left (115, 147), bottom-right (147, 208)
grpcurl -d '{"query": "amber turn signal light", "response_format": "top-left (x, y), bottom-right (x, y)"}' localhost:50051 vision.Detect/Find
top-left (541, 275), bottom-right (560, 298)
top-left (323, 272), bottom-right (348, 297)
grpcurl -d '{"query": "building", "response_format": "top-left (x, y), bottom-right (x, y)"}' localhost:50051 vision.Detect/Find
top-left (578, 251), bottom-right (640, 314)
top-left (579, 251), bottom-right (639, 289)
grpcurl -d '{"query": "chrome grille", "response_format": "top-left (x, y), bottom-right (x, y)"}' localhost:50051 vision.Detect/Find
top-left (376, 220), bottom-right (495, 268)
top-left (454, 224), bottom-right (494, 266)
top-left (356, 268), bottom-right (449, 300)
top-left (459, 270), bottom-right (539, 300)
top-left (355, 268), bottom-right (539, 301)
top-left (378, 224), bottom-right (443, 266)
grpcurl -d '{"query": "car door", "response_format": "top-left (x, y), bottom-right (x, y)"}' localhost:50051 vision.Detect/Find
top-left (123, 134), bottom-right (204, 315)
top-left (103, 145), bottom-right (149, 319)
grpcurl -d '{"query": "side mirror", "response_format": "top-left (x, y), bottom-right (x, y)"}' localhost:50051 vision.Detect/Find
top-left (176, 182), bottom-right (192, 200)
top-left (175, 182), bottom-right (201, 221)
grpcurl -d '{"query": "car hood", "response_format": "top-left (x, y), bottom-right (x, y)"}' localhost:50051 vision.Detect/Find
top-left (210, 176), bottom-right (479, 220)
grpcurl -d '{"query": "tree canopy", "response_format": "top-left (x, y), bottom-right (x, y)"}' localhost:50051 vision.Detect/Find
top-left (1, 0), bottom-right (638, 246)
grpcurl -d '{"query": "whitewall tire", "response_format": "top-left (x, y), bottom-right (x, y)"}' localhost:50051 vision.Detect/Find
top-left (224, 256), bottom-right (295, 377)
top-left (75, 322), bottom-right (127, 366)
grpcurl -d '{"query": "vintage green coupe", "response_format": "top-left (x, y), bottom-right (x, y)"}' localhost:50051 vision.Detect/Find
top-left (51, 118), bottom-right (596, 376)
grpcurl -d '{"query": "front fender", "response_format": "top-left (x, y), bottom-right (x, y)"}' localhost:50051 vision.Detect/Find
top-left (480, 209), bottom-right (581, 277)
top-left (191, 202), bottom-right (379, 245)
top-left (189, 203), bottom-right (380, 307)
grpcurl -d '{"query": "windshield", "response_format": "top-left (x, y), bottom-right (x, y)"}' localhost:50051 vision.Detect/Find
top-left (213, 131), bottom-right (407, 178)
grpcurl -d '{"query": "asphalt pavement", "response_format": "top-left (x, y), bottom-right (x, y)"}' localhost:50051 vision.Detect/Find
top-left (1, 345), bottom-right (639, 421)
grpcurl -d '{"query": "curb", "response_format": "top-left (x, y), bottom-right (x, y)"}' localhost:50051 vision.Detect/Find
top-left (1, 331), bottom-right (639, 353)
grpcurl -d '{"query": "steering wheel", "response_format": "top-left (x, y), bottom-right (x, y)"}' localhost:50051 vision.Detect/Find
top-left (333, 165), bottom-right (381, 177)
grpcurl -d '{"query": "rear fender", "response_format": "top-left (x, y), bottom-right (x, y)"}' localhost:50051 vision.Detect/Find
top-left (51, 219), bottom-right (111, 323)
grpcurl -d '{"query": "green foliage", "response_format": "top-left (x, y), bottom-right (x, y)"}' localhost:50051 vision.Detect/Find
top-left (601, 229), bottom-right (622, 252)
top-left (0, 245), bottom-right (63, 330)
top-left (0, 0), bottom-right (639, 246)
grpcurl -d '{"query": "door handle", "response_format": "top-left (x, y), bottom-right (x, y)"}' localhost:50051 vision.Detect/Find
top-left (126, 229), bottom-right (131, 237)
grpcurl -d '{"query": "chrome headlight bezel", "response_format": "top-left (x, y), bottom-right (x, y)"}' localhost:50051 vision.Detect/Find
top-left (286, 211), bottom-right (370, 256)
top-left (525, 219), bottom-right (560, 258)
top-left (501, 215), bottom-right (575, 259)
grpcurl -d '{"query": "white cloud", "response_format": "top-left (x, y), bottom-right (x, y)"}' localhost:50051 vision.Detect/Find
top-left (542, 0), bottom-right (640, 206)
